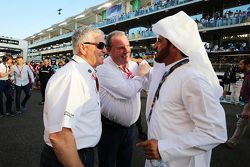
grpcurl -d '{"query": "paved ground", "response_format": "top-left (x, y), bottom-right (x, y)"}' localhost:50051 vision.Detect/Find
top-left (0, 90), bottom-right (249, 167)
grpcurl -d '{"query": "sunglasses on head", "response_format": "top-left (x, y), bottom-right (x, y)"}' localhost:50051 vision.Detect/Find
top-left (83, 42), bottom-right (106, 50)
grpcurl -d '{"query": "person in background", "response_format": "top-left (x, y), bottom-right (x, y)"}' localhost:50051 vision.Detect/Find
top-left (230, 64), bottom-right (242, 104)
top-left (0, 53), bottom-right (15, 117)
top-left (58, 61), bottom-right (64, 68)
top-left (38, 57), bottom-right (54, 105)
top-left (96, 30), bottom-right (151, 167)
top-left (136, 11), bottom-right (227, 167)
top-left (226, 58), bottom-right (250, 148)
top-left (8, 60), bottom-right (15, 99)
top-left (35, 61), bottom-right (43, 90)
top-left (13, 55), bottom-right (34, 114)
top-left (40, 26), bottom-right (106, 167)
top-left (55, 61), bottom-right (64, 72)
top-left (222, 66), bottom-right (232, 101)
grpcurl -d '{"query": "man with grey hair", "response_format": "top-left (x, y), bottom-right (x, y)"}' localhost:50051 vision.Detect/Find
top-left (96, 30), bottom-right (151, 167)
top-left (137, 11), bottom-right (227, 167)
top-left (40, 26), bottom-right (106, 167)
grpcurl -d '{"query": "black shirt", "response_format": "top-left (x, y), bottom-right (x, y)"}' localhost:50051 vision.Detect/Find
top-left (39, 65), bottom-right (54, 83)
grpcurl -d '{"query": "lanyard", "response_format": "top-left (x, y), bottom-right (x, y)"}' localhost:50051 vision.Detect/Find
top-left (118, 66), bottom-right (134, 79)
top-left (16, 65), bottom-right (24, 75)
top-left (147, 58), bottom-right (189, 122)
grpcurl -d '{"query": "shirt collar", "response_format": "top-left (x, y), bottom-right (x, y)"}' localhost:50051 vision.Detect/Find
top-left (165, 57), bottom-right (189, 71)
top-left (72, 55), bottom-right (95, 72)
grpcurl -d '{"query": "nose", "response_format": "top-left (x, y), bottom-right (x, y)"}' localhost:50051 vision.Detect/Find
top-left (102, 46), bottom-right (107, 54)
top-left (153, 43), bottom-right (158, 50)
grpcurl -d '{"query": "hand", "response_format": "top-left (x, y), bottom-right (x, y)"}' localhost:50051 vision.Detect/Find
top-left (9, 68), bottom-right (14, 74)
top-left (136, 61), bottom-right (151, 77)
top-left (136, 139), bottom-right (160, 160)
top-left (130, 57), bottom-right (143, 64)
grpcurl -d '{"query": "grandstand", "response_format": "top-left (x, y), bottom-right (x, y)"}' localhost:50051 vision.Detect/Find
top-left (0, 36), bottom-right (28, 61)
top-left (25, 0), bottom-right (250, 72)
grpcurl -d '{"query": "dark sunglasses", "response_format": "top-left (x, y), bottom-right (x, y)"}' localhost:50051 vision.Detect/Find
top-left (83, 42), bottom-right (106, 50)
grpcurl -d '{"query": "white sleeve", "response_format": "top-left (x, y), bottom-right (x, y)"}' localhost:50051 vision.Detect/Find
top-left (45, 72), bottom-right (86, 133)
top-left (158, 76), bottom-right (227, 162)
top-left (97, 65), bottom-right (144, 100)
top-left (27, 65), bottom-right (35, 83)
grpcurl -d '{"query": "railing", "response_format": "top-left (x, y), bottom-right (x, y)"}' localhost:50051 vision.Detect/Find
top-left (29, 0), bottom-right (199, 47)
top-left (93, 0), bottom-right (198, 28)
top-left (29, 32), bottom-right (73, 48)
top-left (29, 46), bottom-right (72, 56)
top-left (198, 15), bottom-right (250, 28)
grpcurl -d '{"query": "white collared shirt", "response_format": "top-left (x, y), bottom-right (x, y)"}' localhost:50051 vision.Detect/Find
top-left (96, 56), bottom-right (146, 127)
top-left (145, 61), bottom-right (227, 167)
top-left (0, 63), bottom-right (9, 80)
top-left (43, 55), bottom-right (102, 149)
top-left (13, 64), bottom-right (34, 86)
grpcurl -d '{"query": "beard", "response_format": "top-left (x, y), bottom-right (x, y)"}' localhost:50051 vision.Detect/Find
top-left (154, 47), bottom-right (169, 63)
top-left (239, 66), bottom-right (247, 73)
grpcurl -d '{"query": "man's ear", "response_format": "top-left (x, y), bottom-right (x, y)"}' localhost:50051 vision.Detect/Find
top-left (79, 43), bottom-right (87, 55)
top-left (170, 44), bottom-right (179, 53)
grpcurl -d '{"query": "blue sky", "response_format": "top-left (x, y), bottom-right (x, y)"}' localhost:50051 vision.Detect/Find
top-left (0, 0), bottom-right (106, 39)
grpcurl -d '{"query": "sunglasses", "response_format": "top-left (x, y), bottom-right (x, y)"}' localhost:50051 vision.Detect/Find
top-left (83, 42), bottom-right (106, 50)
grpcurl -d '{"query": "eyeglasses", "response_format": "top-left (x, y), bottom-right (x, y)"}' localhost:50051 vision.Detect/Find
top-left (83, 42), bottom-right (106, 50)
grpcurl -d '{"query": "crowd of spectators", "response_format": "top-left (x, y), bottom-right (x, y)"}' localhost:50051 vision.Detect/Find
top-left (28, 41), bottom-right (72, 54)
top-left (209, 55), bottom-right (249, 72)
top-left (205, 42), bottom-right (249, 53)
top-left (94, 0), bottom-right (193, 27)
top-left (127, 28), bottom-right (155, 40)
top-left (197, 9), bottom-right (250, 28)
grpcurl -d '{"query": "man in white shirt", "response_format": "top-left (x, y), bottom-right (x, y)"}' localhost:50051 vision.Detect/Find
top-left (13, 55), bottom-right (34, 113)
top-left (40, 27), bottom-right (106, 167)
top-left (137, 11), bottom-right (227, 167)
top-left (96, 31), bottom-right (151, 167)
top-left (0, 54), bottom-right (14, 117)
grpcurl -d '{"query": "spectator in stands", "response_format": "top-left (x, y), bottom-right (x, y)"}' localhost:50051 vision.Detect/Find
top-left (222, 66), bottom-right (232, 101)
top-left (0, 54), bottom-right (15, 117)
top-left (226, 58), bottom-right (250, 148)
top-left (13, 55), bottom-right (34, 113)
top-left (40, 26), bottom-right (106, 167)
top-left (96, 30), bottom-right (151, 167)
top-left (136, 11), bottom-right (227, 167)
top-left (38, 57), bottom-right (54, 105)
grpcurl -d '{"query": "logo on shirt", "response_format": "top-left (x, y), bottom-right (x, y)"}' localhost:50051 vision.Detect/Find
top-left (64, 111), bottom-right (74, 118)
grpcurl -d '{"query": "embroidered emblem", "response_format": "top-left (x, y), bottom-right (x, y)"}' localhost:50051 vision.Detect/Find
top-left (64, 111), bottom-right (74, 118)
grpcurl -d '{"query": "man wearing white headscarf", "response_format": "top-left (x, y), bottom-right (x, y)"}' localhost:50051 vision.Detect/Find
top-left (137, 11), bottom-right (227, 167)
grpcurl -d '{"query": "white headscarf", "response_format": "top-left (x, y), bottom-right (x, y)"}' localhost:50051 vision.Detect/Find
top-left (152, 11), bottom-right (222, 98)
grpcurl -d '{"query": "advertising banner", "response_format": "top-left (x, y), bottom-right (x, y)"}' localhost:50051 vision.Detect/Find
top-left (106, 3), bottom-right (122, 19)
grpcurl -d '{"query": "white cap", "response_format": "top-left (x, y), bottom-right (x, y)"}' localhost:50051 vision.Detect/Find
top-left (152, 11), bottom-right (222, 98)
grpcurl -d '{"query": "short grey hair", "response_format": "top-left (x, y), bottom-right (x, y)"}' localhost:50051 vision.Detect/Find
top-left (106, 31), bottom-right (126, 49)
top-left (72, 26), bottom-right (104, 55)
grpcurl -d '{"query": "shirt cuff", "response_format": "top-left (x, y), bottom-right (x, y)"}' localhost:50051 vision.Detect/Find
top-left (48, 124), bottom-right (63, 133)
top-left (158, 139), bottom-right (172, 162)
top-left (61, 111), bottom-right (77, 129)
